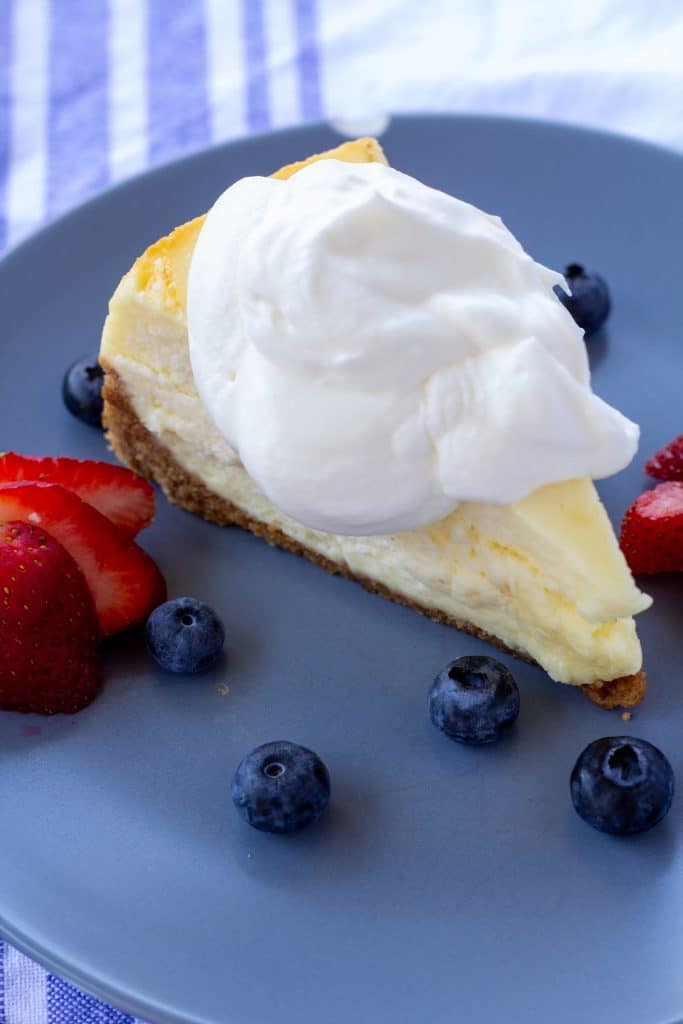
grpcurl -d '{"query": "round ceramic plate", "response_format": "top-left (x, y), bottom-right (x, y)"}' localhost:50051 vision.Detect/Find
top-left (0, 115), bottom-right (681, 1024)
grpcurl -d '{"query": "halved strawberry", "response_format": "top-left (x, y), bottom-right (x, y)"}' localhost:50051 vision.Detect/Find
top-left (620, 481), bottom-right (683, 575)
top-left (0, 521), bottom-right (102, 714)
top-left (0, 453), bottom-right (155, 536)
top-left (645, 434), bottom-right (683, 482)
top-left (0, 482), bottom-right (166, 634)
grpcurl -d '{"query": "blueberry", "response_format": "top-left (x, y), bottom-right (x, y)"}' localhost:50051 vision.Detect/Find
top-left (232, 741), bottom-right (330, 834)
top-left (570, 736), bottom-right (674, 836)
top-left (62, 357), bottom-right (105, 427)
top-left (554, 263), bottom-right (611, 335)
top-left (428, 655), bottom-right (520, 744)
top-left (145, 597), bottom-right (225, 673)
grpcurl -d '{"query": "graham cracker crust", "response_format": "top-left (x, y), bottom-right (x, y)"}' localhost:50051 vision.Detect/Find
top-left (102, 366), bottom-right (646, 709)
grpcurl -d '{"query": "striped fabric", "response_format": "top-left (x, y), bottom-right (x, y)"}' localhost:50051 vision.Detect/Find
top-left (0, 0), bottom-right (324, 252)
top-left (1, 0), bottom-right (682, 1020)
top-left (3, 0), bottom-right (683, 251)
top-left (0, 948), bottom-right (143, 1023)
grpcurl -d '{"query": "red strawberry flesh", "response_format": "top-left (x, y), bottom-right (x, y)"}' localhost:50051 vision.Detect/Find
top-left (0, 521), bottom-right (102, 714)
top-left (0, 452), bottom-right (155, 536)
top-left (0, 481), bottom-right (166, 634)
top-left (645, 434), bottom-right (683, 482)
top-left (620, 481), bottom-right (683, 575)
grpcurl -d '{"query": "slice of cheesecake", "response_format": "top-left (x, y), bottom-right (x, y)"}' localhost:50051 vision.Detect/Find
top-left (100, 137), bottom-right (650, 707)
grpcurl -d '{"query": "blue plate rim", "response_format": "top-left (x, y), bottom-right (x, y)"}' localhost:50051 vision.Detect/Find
top-left (2, 110), bottom-right (683, 273)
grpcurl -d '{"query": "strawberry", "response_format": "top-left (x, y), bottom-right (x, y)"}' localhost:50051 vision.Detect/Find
top-left (620, 481), bottom-right (683, 575)
top-left (645, 434), bottom-right (683, 482)
top-left (0, 482), bottom-right (166, 635)
top-left (0, 453), bottom-right (155, 536)
top-left (0, 521), bottom-right (102, 714)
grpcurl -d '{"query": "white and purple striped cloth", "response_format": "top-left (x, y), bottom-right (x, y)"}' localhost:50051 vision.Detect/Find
top-left (0, 0), bottom-right (325, 252)
top-left (1, 1), bottom-right (683, 1021)
top-left (2, 0), bottom-right (683, 253)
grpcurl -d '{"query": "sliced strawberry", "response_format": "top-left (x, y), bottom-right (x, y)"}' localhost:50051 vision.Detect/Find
top-left (0, 521), bottom-right (102, 714)
top-left (645, 434), bottom-right (683, 482)
top-left (0, 482), bottom-right (166, 634)
top-left (620, 481), bottom-right (683, 575)
top-left (0, 452), bottom-right (155, 536)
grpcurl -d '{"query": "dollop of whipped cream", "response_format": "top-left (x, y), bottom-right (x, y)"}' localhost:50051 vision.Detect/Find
top-left (187, 159), bottom-right (638, 535)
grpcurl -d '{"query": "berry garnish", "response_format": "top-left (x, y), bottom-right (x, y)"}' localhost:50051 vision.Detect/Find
top-left (232, 741), bottom-right (331, 834)
top-left (619, 481), bottom-right (683, 575)
top-left (62, 357), bottom-right (104, 427)
top-left (0, 521), bottom-right (102, 714)
top-left (429, 655), bottom-right (520, 744)
top-left (145, 597), bottom-right (225, 673)
top-left (0, 453), bottom-right (154, 537)
top-left (554, 263), bottom-right (611, 335)
top-left (0, 481), bottom-right (166, 634)
top-left (645, 434), bottom-right (683, 482)
top-left (570, 736), bottom-right (674, 835)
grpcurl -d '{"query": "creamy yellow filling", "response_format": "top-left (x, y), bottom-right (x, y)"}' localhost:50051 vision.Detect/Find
top-left (100, 136), bottom-right (650, 687)
top-left (102, 314), bottom-right (648, 686)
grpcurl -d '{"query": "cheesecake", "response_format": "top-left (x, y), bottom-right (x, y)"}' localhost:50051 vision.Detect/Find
top-left (100, 138), bottom-right (650, 707)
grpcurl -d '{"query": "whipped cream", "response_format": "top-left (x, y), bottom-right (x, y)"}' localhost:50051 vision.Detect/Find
top-left (187, 159), bottom-right (638, 535)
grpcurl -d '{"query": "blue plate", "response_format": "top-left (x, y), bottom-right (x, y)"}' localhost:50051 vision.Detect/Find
top-left (0, 115), bottom-right (681, 1024)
